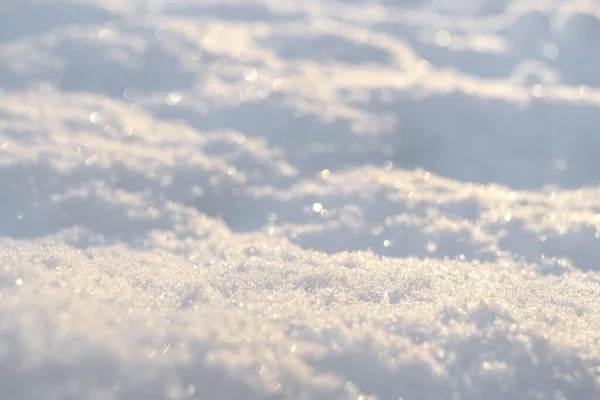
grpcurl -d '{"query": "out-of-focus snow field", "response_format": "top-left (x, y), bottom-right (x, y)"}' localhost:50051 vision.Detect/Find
top-left (1, 0), bottom-right (600, 398)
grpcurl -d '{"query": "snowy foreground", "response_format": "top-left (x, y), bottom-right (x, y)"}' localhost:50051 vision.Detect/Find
top-left (1, 0), bottom-right (600, 398)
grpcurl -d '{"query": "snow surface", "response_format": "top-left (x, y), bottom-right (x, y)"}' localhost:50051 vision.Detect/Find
top-left (1, 0), bottom-right (600, 398)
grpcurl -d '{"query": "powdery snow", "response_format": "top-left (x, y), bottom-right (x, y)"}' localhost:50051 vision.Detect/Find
top-left (1, 0), bottom-right (600, 399)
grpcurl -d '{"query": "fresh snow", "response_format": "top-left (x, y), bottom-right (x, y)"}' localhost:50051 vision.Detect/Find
top-left (1, 0), bottom-right (600, 399)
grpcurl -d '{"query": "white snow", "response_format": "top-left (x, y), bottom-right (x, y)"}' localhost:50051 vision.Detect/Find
top-left (1, 0), bottom-right (600, 398)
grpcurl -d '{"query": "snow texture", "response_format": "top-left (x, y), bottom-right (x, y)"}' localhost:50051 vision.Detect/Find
top-left (1, 0), bottom-right (600, 398)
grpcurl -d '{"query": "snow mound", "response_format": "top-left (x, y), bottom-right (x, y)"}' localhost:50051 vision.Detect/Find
top-left (1, 0), bottom-right (600, 398)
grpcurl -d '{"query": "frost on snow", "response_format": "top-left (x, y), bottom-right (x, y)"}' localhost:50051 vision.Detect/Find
top-left (1, 0), bottom-right (600, 399)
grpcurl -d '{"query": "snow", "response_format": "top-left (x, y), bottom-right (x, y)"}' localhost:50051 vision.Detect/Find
top-left (1, 0), bottom-right (600, 398)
